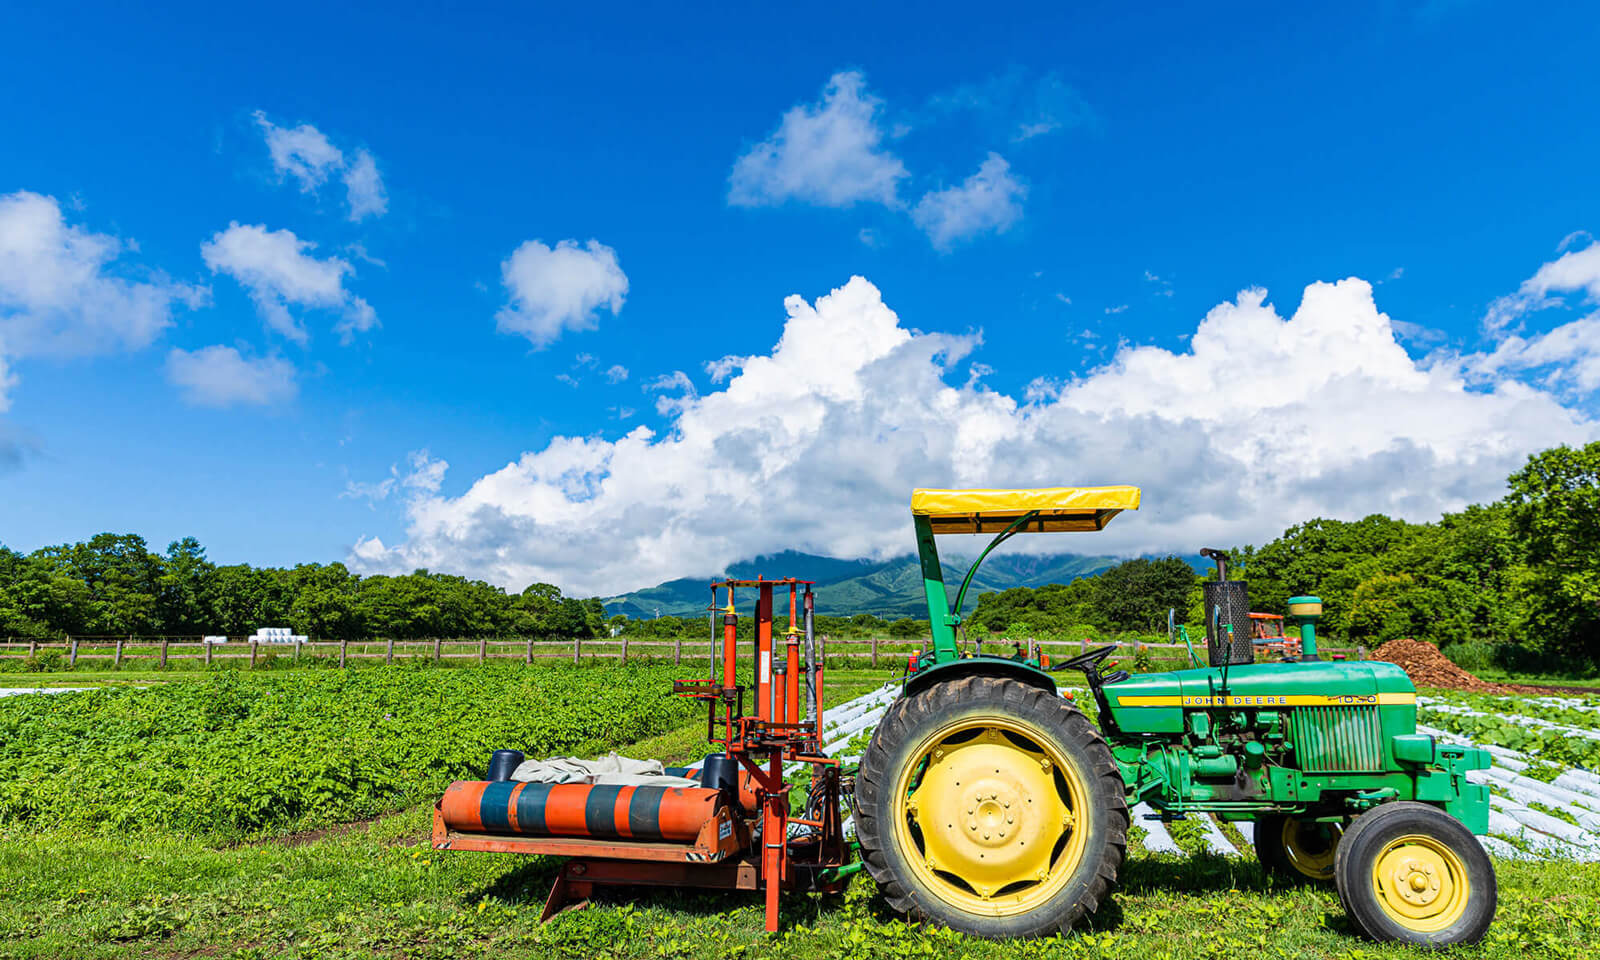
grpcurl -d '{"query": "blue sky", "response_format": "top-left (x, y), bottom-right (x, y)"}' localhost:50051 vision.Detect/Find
top-left (3, 1), bottom-right (1599, 595)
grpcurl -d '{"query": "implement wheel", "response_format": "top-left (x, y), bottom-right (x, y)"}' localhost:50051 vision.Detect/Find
top-left (1255, 814), bottom-right (1345, 883)
top-left (1334, 801), bottom-right (1496, 946)
top-left (856, 675), bottom-right (1127, 938)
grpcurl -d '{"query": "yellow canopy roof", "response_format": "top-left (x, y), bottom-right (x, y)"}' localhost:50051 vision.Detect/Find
top-left (910, 486), bottom-right (1141, 534)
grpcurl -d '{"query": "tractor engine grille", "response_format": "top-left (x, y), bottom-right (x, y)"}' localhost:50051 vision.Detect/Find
top-left (1289, 705), bottom-right (1383, 773)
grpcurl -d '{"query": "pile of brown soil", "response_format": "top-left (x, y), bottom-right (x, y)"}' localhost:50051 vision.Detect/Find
top-left (1368, 637), bottom-right (1565, 694)
top-left (1371, 638), bottom-right (1495, 691)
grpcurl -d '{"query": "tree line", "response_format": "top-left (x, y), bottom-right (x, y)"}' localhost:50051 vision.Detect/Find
top-left (0, 537), bottom-right (607, 640)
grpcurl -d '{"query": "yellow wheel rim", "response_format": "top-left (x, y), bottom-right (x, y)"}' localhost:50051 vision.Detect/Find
top-left (1282, 819), bottom-right (1342, 881)
top-left (890, 715), bottom-right (1089, 917)
top-left (1370, 834), bottom-right (1471, 932)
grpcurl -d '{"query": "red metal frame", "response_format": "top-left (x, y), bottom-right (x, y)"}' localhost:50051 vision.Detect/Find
top-left (436, 575), bottom-right (842, 934)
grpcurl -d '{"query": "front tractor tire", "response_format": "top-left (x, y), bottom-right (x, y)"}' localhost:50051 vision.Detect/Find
top-left (855, 675), bottom-right (1128, 938)
top-left (1334, 801), bottom-right (1497, 947)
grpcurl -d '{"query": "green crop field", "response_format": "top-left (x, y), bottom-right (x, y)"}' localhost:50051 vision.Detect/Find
top-left (3, 665), bottom-right (1598, 960)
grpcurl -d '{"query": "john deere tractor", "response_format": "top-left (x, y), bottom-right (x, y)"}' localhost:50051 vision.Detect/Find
top-left (855, 487), bottom-right (1496, 946)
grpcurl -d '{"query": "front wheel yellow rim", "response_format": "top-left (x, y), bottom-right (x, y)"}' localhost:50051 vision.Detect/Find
top-left (1370, 834), bottom-right (1471, 932)
top-left (891, 716), bottom-right (1089, 917)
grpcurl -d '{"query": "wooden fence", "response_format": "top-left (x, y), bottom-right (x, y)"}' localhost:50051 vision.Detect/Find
top-left (0, 635), bottom-right (1365, 671)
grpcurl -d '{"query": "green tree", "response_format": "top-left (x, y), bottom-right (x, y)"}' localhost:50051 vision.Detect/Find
top-left (1507, 442), bottom-right (1600, 658)
top-left (156, 537), bottom-right (214, 634)
top-left (1091, 556), bottom-right (1197, 632)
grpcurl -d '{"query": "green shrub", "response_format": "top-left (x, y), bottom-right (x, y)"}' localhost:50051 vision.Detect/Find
top-left (1443, 640), bottom-right (1497, 672)
top-left (23, 650), bottom-right (65, 672)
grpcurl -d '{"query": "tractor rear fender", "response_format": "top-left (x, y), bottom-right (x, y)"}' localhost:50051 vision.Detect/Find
top-left (902, 656), bottom-right (1056, 699)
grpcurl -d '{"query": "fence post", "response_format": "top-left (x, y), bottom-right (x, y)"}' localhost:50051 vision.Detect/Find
top-left (1081, 637), bottom-right (1089, 654)
top-left (573, 636), bottom-right (581, 664)
top-left (205, 641), bottom-right (213, 668)
top-left (159, 638), bottom-right (168, 670)
top-left (68, 636), bottom-right (78, 668)
top-left (525, 637), bottom-right (534, 665)
top-left (871, 635), bottom-right (879, 668)
top-left (432, 637), bottom-right (441, 662)
top-left (28, 639), bottom-right (38, 659)
top-left (339, 638), bottom-right (347, 668)
top-left (250, 640), bottom-right (259, 668)
top-left (386, 637), bottom-right (394, 665)
top-left (620, 634), bottom-right (629, 663)
top-left (478, 636), bottom-right (487, 665)
top-left (114, 637), bottom-right (125, 668)
top-left (293, 640), bottom-right (301, 661)
top-left (1357, 646), bottom-right (1366, 661)
top-left (674, 634), bottom-right (682, 666)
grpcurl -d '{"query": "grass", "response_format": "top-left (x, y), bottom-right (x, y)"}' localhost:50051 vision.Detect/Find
top-left (4, 665), bottom-right (1597, 958)
top-left (4, 811), bottom-right (1596, 959)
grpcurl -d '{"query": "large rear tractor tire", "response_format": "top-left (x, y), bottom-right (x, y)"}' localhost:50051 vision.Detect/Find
top-left (1255, 814), bottom-right (1345, 883)
top-left (1333, 801), bottom-right (1497, 946)
top-left (856, 675), bottom-right (1127, 938)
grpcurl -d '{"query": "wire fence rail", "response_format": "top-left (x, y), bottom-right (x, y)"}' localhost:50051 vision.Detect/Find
top-left (0, 634), bottom-right (1367, 670)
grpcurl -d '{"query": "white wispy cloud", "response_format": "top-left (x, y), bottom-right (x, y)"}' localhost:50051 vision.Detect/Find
top-left (342, 449), bottom-right (447, 509)
top-left (254, 110), bottom-right (388, 221)
top-left (342, 149), bottom-right (388, 222)
top-left (166, 345), bottom-right (296, 407)
top-left (729, 71), bottom-right (908, 209)
top-left (201, 222), bottom-right (378, 344)
top-left (1483, 240), bottom-right (1600, 333)
top-left (1144, 270), bottom-right (1174, 297)
top-left (496, 238), bottom-right (628, 348)
top-left (604, 364), bottom-right (629, 384)
top-left (349, 272), bottom-right (1597, 596)
top-left (0, 190), bottom-right (207, 408)
top-left (911, 153), bottom-right (1026, 250)
top-left (1471, 237), bottom-right (1600, 392)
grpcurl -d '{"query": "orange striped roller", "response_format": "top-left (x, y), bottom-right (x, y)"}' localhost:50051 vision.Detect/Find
top-left (438, 781), bottom-right (722, 843)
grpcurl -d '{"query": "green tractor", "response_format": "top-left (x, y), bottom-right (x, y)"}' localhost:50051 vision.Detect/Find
top-left (855, 486), bottom-right (1496, 946)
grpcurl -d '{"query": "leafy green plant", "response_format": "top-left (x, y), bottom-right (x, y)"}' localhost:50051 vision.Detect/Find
top-left (0, 663), bottom-right (698, 840)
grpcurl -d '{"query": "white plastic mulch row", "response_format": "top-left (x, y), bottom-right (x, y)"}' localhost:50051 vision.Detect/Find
top-left (1416, 696), bottom-right (1600, 742)
top-left (1415, 719), bottom-right (1600, 861)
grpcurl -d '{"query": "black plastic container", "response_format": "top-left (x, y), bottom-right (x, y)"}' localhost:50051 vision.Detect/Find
top-left (700, 752), bottom-right (739, 798)
top-left (486, 749), bottom-right (525, 782)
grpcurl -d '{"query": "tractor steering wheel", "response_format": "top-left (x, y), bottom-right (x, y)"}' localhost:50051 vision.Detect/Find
top-left (1051, 644), bottom-right (1119, 675)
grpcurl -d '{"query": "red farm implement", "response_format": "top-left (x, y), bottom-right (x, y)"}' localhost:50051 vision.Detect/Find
top-left (431, 577), bottom-right (848, 932)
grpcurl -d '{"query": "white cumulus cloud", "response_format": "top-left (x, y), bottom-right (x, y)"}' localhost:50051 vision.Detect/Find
top-left (0, 190), bottom-right (206, 407)
top-left (166, 345), bottom-right (296, 407)
top-left (912, 153), bottom-right (1026, 250)
top-left (729, 71), bottom-right (908, 209)
top-left (201, 223), bottom-right (377, 344)
top-left (255, 111), bottom-right (344, 191)
top-left (254, 110), bottom-right (388, 221)
top-left (347, 273), bottom-right (1598, 596)
top-left (496, 238), bottom-right (627, 348)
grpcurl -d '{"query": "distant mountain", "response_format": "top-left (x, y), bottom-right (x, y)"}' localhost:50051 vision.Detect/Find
top-left (601, 550), bottom-right (1155, 620)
